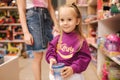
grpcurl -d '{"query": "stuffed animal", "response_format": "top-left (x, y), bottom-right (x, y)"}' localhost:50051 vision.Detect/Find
top-left (7, 43), bottom-right (19, 54)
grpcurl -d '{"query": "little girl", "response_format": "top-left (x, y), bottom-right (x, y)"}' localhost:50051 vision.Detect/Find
top-left (46, 3), bottom-right (91, 80)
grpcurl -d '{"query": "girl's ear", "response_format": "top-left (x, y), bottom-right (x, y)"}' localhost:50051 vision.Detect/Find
top-left (76, 18), bottom-right (80, 25)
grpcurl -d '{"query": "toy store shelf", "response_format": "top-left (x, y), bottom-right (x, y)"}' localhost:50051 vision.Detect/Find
top-left (89, 20), bottom-right (98, 24)
top-left (87, 37), bottom-right (97, 49)
top-left (88, 0), bottom-right (97, 6)
top-left (0, 40), bottom-right (24, 43)
top-left (111, 56), bottom-right (120, 65)
top-left (99, 47), bottom-right (120, 65)
top-left (90, 43), bottom-right (97, 49)
top-left (7, 49), bottom-right (22, 56)
top-left (0, 23), bottom-right (21, 26)
top-left (0, 6), bottom-right (17, 10)
top-left (13, 32), bottom-right (23, 35)
top-left (99, 14), bottom-right (120, 23)
top-left (0, 31), bottom-right (8, 33)
top-left (77, 4), bottom-right (88, 8)
top-left (83, 20), bottom-right (98, 26)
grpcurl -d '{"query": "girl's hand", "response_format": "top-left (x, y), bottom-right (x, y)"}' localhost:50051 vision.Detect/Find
top-left (61, 66), bottom-right (73, 78)
top-left (49, 58), bottom-right (57, 74)
top-left (24, 32), bottom-right (34, 45)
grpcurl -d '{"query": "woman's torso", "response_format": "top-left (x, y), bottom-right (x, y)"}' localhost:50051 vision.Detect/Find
top-left (26, 0), bottom-right (48, 9)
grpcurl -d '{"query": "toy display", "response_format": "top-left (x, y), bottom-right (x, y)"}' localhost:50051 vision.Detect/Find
top-left (84, 15), bottom-right (97, 23)
top-left (108, 0), bottom-right (120, 15)
top-left (0, 1), bottom-right (24, 56)
top-left (0, 2), bottom-right (7, 7)
top-left (0, 55), bottom-right (4, 64)
top-left (77, 0), bottom-right (88, 5)
top-left (7, 43), bottom-right (19, 54)
top-left (105, 58), bottom-right (120, 80)
top-left (14, 34), bottom-right (24, 40)
top-left (0, 0), bottom-right (16, 6)
top-left (0, 48), bottom-right (7, 56)
top-left (97, 0), bottom-right (120, 19)
top-left (7, 43), bottom-right (23, 55)
top-left (12, 26), bottom-right (23, 40)
top-left (104, 33), bottom-right (120, 52)
top-left (0, 43), bottom-right (7, 64)
top-left (102, 63), bottom-right (109, 80)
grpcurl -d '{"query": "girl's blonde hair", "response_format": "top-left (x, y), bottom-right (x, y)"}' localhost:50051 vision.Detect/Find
top-left (58, 3), bottom-right (85, 51)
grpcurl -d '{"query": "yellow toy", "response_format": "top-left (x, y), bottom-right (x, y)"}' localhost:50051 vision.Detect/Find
top-left (7, 43), bottom-right (19, 54)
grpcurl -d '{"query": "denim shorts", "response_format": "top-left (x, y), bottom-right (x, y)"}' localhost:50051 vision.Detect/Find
top-left (26, 7), bottom-right (53, 52)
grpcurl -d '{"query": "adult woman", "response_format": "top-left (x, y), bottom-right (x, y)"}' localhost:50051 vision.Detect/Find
top-left (17, 0), bottom-right (58, 80)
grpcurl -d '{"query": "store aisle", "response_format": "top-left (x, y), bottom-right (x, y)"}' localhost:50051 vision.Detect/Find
top-left (19, 53), bottom-right (50, 80)
top-left (19, 53), bottom-right (99, 80)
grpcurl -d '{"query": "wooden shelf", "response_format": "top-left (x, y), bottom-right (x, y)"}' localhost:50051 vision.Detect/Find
top-left (0, 31), bottom-right (8, 33)
top-left (13, 32), bottom-right (23, 35)
top-left (0, 40), bottom-right (24, 43)
top-left (98, 14), bottom-right (120, 37)
top-left (0, 23), bottom-right (21, 26)
top-left (97, 13), bottom-right (120, 79)
top-left (99, 14), bottom-right (120, 22)
top-left (0, 7), bottom-right (17, 10)
top-left (77, 4), bottom-right (88, 7)
top-left (90, 43), bottom-right (97, 49)
top-left (89, 20), bottom-right (98, 24)
top-left (111, 57), bottom-right (120, 65)
top-left (100, 47), bottom-right (120, 65)
top-left (84, 20), bottom-right (98, 25)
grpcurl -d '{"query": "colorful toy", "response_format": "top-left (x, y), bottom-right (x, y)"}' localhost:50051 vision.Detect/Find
top-left (0, 48), bottom-right (7, 56)
top-left (11, 0), bottom-right (16, 6)
top-left (77, 0), bottom-right (87, 5)
top-left (102, 63), bottom-right (109, 80)
top-left (7, 43), bottom-right (19, 54)
top-left (0, 55), bottom-right (4, 64)
top-left (104, 33), bottom-right (120, 52)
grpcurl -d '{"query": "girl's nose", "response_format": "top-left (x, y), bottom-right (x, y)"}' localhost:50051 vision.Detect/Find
top-left (64, 21), bottom-right (67, 24)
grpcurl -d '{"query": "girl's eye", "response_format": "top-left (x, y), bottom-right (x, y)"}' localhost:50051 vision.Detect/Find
top-left (68, 18), bottom-right (72, 21)
top-left (60, 19), bottom-right (64, 22)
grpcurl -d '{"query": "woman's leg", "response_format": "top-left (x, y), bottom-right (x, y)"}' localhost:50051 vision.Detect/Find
top-left (32, 51), bottom-right (43, 80)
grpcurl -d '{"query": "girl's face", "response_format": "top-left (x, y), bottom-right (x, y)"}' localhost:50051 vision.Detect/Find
top-left (59, 7), bottom-right (80, 33)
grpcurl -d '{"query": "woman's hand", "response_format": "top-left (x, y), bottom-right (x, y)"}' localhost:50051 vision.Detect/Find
top-left (24, 32), bottom-right (34, 45)
top-left (49, 58), bottom-right (57, 74)
top-left (61, 66), bottom-right (73, 78)
top-left (52, 25), bottom-right (60, 37)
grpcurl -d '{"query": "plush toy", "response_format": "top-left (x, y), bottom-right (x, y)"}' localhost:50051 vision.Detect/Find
top-left (104, 32), bottom-right (120, 52)
top-left (7, 43), bottom-right (19, 54)
top-left (110, 0), bottom-right (120, 13)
